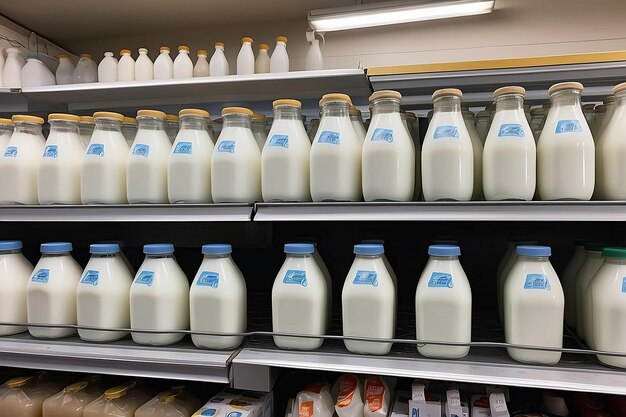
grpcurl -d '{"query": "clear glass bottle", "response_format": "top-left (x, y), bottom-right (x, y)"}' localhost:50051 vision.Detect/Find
top-left (598, 83), bottom-right (626, 199)
top-left (78, 116), bottom-right (94, 149)
top-left (255, 44), bottom-right (270, 74)
top-left (164, 114), bottom-right (179, 143)
top-left (349, 106), bottom-right (366, 144)
top-left (251, 113), bottom-right (268, 150)
top-left (121, 117), bottom-right (137, 148)
top-left (0, 118), bottom-right (14, 153)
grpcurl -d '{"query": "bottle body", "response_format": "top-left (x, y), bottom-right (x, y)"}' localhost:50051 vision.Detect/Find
top-left (0, 247), bottom-right (33, 336)
top-left (255, 49), bottom-right (270, 74)
top-left (270, 41), bottom-right (289, 73)
top-left (173, 49), bottom-right (193, 79)
top-left (21, 58), bottom-right (55, 87)
top-left (98, 52), bottom-right (118, 82)
top-left (117, 53), bottom-right (135, 81)
top-left (597, 94), bottom-right (626, 199)
top-left (73, 56), bottom-right (97, 83)
top-left (193, 54), bottom-right (209, 77)
top-left (135, 49), bottom-right (154, 81)
top-left (209, 46), bottom-right (229, 76)
top-left (574, 250), bottom-right (603, 341)
top-left (153, 50), bottom-right (173, 79)
top-left (56, 57), bottom-right (75, 85)
top-left (236, 42), bottom-right (254, 75)
top-left (304, 40), bottom-right (323, 71)
top-left (3, 48), bottom-right (24, 88)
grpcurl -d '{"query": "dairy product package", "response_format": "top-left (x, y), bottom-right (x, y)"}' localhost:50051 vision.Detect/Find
top-left (363, 376), bottom-right (395, 417)
top-left (408, 381), bottom-right (442, 417)
top-left (42, 379), bottom-right (104, 417)
top-left (193, 388), bottom-right (272, 417)
top-left (390, 391), bottom-right (410, 417)
top-left (333, 374), bottom-right (364, 417)
top-left (296, 382), bottom-right (334, 417)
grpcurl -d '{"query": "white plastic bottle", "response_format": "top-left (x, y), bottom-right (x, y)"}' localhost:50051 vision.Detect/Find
top-left (574, 243), bottom-right (605, 341)
top-left (73, 53), bottom-right (97, 83)
top-left (38, 113), bottom-right (84, 205)
top-left (262, 99), bottom-right (311, 202)
top-left (305, 39), bottom-right (323, 71)
top-left (22, 53), bottom-right (56, 87)
top-left (270, 35), bottom-right (289, 73)
top-left (153, 46), bottom-right (174, 80)
top-left (251, 113), bottom-right (268, 150)
top-left (78, 116), bottom-right (94, 149)
top-left (165, 114), bottom-right (179, 143)
top-left (77, 243), bottom-right (133, 342)
top-left (127, 109), bottom-right (171, 203)
top-left (27, 242), bottom-right (83, 339)
top-left (209, 42), bottom-right (229, 76)
top-left (190, 244), bottom-right (246, 349)
top-left (193, 49), bottom-right (209, 77)
top-left (0, 118), bottom-right (13, 155)
top-left (167, 108), bottom-right (214, 203)
top-left (504, 245), bottom-right (564, 365)
top-left (0, 115), bottom-right (46, 204)
top-left (342, 244), bottom-right (396, 355)
top-left (463, 109), bottom-right (483, 200)
top-left (97, 51), bottom-right (118, 82)
top-left (597, 83), bottom-right (626, 199)
top-left (255, 44), bottom-right (270, 73)
top-left (81, 111), bottom-right (130, 204)
top-left (55, 54), bottom-right (74, 85)
top-left (3, 47), bottom-right (24, 88)
top-left (350, 107), bottom-right (367, 144)
top-left (211, 107), bottom-right (261, 203)
top-left (237, 37), bottom-right (255, 75)
top-left (134, 47), bottom-right (153, 81)
top-left (0, 241), bottom-right (33, 336)
top-left (562, 240), bottom-right (587, 328)
top-left (130, 243), bottom-right (189, 346)
top-left (311, 93), bottom-right (362, 201)
top-left (117, 49), bottom-right (135, 82)
top-left (121, 116), bottom-right (137, 148)
top-left (362, 90), bottom-right (415, 202)
top-left (173, 45), bottom-right (193, 79)
top-left (272, 243), bottom-right (328, 350)
top-left (422, 88), bottom-right (474, 201)
top-left (537, 82), bottom-right (594, 200)
top-left (483, 86), bottom-right (536, 201)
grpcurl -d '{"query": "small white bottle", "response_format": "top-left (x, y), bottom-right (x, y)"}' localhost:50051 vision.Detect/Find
top-left (0, 240), bottom-right (33, 336)
top-left (165, 114), bottom-right (179, 143)
top-left (122, 116), bottom-right (138, 148)
top-left (256, 44), bottom-right (270, 74)
top-left (562, 240), bottom-right (587, 328)
top-left (78, 116), bottom-right (94, 149)
top-left (173, 45), bottom-right (193, 79)
top-left (251, 113), bottom-right (268, 150)
top-left (237, 37), bottom-right (255, 75)
top-left (574, 243), bottom-right (605, 341)
top-left (193, 49), bottom-right (209, 77)
top-left (130, 244), bottom-right (190, 346)
top-left (97, 52), bottom-right (118, 82)
top-left (117, 49), bottom-right (135, 82)
top-left (73, 53), bottom-right (97, 83)
top-left (55, 53), bottom-right (75, 85)
top-left (27, 242), bottom-right (83, 339)
top-left (270, 35), bottom-right (289, 73)
top-left (504, 245), bottom-right (564, 365)
top-left (153, 46), bottom-right (174, 79)
top-left (3, 47), bottom-right (25, 88)
top-left (305, 39), bottom-right (323, 71)
top-left (597, 83), bottom-right (626, 199)
top-left (190, 244), bottom-right (246, 349)
top-left (134, 47), bottom-right (153, 81)
top-left (0, 118), bottom-right (13, 155)
top-left (209, 42), bottom-right (229, 76)
top-left (272, 243), bottom-right (329, 350)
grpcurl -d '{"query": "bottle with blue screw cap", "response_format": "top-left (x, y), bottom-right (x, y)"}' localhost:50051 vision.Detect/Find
top-left (0, 240), bottom-right (33, 336)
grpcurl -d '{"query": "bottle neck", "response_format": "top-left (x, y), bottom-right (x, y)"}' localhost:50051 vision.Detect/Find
top-left (274, 106), bottom-right (302, 120)
top-left (146, 254), bottom-right (174, 260)
top-left (138, 117), bottom-right (165, 131)
top-left (615, 92), bottom-right (626, 106)
top-left (223, 114), bottom-right (251, 129)
top-left (429, 255), bottom-right (459, 261)
top-left (355, 254), bottom-right (383, 260)
top-left (95, 119), bottom-right (122, 132)
top-left (495, 94), bottom-right (524, 112)
top-left (15, 122), bottom-right (43, 136)
top-left (49, 120), bottom-right (79, 134)
top-left (550, 89), bottom-right (582, 107)
top-left (251, 120), bottom-right (266, 132)
top-left (585, 251), bottom-right (602, 259)
top-left (204, 254), bottom-right (230, 260)
top-left (286, 253), bottom-right (312, 259)
top-left (0, 249), bottom-right (21, 255)
top-left (371, 98), bottom-right (400, 116)
top-left (517, 255), bottom-right (549, 262)
top-left (433, 96), bottom-right (462, 113)
top-left (0, 125), bottom-right (13, 134)
top-left (42, 252), bottom-right (70, 258)
top-left (92, 253), bottom-right (118, 259)
top-left (180, 116), bottom-right (208, 131)
top-left (604, 257), bottom-right (626, 265)
top-left (321, 101), bottom-right (350, 118)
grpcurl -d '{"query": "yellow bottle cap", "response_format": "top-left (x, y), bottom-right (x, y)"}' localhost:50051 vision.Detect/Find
top-left (105, 384), bottom-right (130, 400)
top-left (0, 118), bottom-right (13, 125)
top-left (64, 381), bottom-right (88, 394)
top-left (369, 90), bottom-right (402, 102)
top-left (222, 107), bottom-right (254, 117)
top-left (6, 376), bottom-right (33, 388)
top-left (179, 109), bottom-right (210, 118)
top-left (160, 46), bottom-right (171, 52)
top-left (12, 115), bottom-right (44, 124)
top-left (165, 114), bottom-right (180, 122)
top-left (493, 86), bottom-right (526, 98)
top-left (178, 45), bottom-right (190, 52)
top-left (276, 35), bottom-right (288, 43)
top-left (123, 116), bottom-right (137, 125)
top-left (120, 49), bottom-right (131, 55)
top-left (93, 111), bottom-right (125, 121)
top-left (80, 53), bottom-right (92, 59)
top-left (548, 82), bottom-right (584, 95)
top-left (48, 113), bottom-right (80, 123)
top-left (319, 93), bottom-right (352, 106)
top-left (432, 88), bottom-right (463, 100)
top-left (273, 99), bottom-right (302, 108)
top-left (241, 37), bottom-right (253, 44)
top-left (137, 109), bottom-right (166, 119)
top-left (79, 116), bottom-right (95, 124)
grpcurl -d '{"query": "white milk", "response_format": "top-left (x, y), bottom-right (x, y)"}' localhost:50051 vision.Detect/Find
top-left (475, 110), bottom-right (491, 143)
top-left (127, 110), bottom-right (171, 203)
top-left (311, 94), bottom-right (362, 201)
top-left (350, 108), bottom-right (367, 144)
top-left (270, 36), bottom-right (289, 73)
top-left (3, 48), bottom-right (24, 88)
top-left (504, 245), bottom-right (564, 365)
top-left (402, 111), bottom-right (422, 201)
top-left (173, 45), bottom-right (193, 79)
top-left (574, 244), bottom-right (605, 341)
top-left (0, 241), bottom-right (33, 336)
top-left (121, 117), bottom-right (137, 148)
top-left (0, 115), bottom-right (46, 205)
top-left (362, 90), bottom-right (414, 201)
top-left (193, 49), bottom-right (209, 77)
top-left (537, 82), bottom-right (594, 200)
top-left (415, 244), bottom-right (472, 358)
top-left (168, 109), bottom-right (214, 203)
top-left (463, 110), bottom-right (484, 200)
top-left (154, 46), bottom-right (174, 79)
top-left (255, 44), bottom-right (270, 73)
top-left (97, 51), bottom-right (118, 83)
top-left (237, 37), bottom-right (255, 75)
top-left (262, 99), bottom-right (311, 202)
top-left (342, 244), bottom-right (396, 355)
top-left (252, 114), bottom-right (268, 150)
top-left (79, 117), bottom-right (95, 149)
top-left (209, 42), bottom-right (229, 76)
top-left (297, 383), bottom-right (334, 417)
top-left (597, 84), bottom-right (626, 199)
top-left (422, 89), bottom-right (474, 201)
top-left (77, 244), bottom-right (133, 342)
top-left (117, 49), bottom-right (135, 81)
top-left (562, 241), bottom-right (587, 328)
top-left (130, 244), bottom-right (189, 346)
top-left (483, 87), bottom-right (536, 201)
top-left (134, 48), bottom-right (153, 81)
top-left (0, 119), bottom-right (13, 154)
top-left (27, 242), bottom-right (83, 339)
top-left (81, 112), bottom-right (130, 204)
top-left (211, 107), bottom-right (262, 203)
top-left (55, 53), bottom-right (75, 85)
top-left (38, 114), bottom-right (84, 205)
top-left (272, 243), bottom-right (329, 350)
top-left (190, 244), bottom-right (247, 349)
top-left (165, 115), bottom-right (179, 143)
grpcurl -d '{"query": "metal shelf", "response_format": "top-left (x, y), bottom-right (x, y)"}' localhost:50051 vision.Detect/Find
top-left (0, 87), bottom-right (29, 114)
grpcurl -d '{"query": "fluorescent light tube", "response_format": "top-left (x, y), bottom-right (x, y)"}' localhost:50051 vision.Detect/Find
top-left (308, 0), bottom-right (495, 32)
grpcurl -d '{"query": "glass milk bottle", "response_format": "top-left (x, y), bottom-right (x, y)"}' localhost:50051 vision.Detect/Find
top-left (562, 240), bottom-right (587, 328)
top-left (165, 114), bottom-right (179, 143)
top-left (209, 42), bottom-right (229, 76)
top-left (27, 242), bottom-right (83, 339)
top-left (211, 107), bottom-right (261, 203)
top-left (0, 115), bottom-right (46, 205)
top-left (173, 45), bottom-right (193, 79)
top-left (349, 106), bottom-right (366, 144)
top-left (597, 83), bottom-right (626, 199)
top-left (237, 37), bottom-right (255, 75)
top-left (262, 99), bottom-right (311, 202)
top-left (81, 112), bottom-right (129, 204)
top-left (127, 109), bottom-right (171, 203)
top-left (0, 118), bottom-right (13, 153)
top-left (55, 53), bottom-right (74, 85)
top-left (117, 49), bottom-right (135, 81)
top-left (416, 244), bottom-right (472, 359)
top-left (193, 49), bottom-right (209, 77)
top-left (591, 104), bottom-right (606, 137)
top-left (504, 245), bottom-right (564, 365)
top-left (422, 89), bottom-right (474, 201)
top-left (463, 109), bottom-right (483, 200)
top-left (78, 116), bottom-right (95, 149)
top-left (121, 117), bottom-right (137, 148)
top-left (362, 90), bottom-right (415, 201)
top-left (574, 243), bottom-right (605, 341)
top-left (310, 93), bottom-right (362, 201)
top-left (483, 86), bottom-right (536, 201)
top-left (537, 82), bottom-right (594, 200)
top-left (270, 35), bottom-right (289, 73)
top-left (167, 108), bottom-right (214, 203)
top-left (154, 46), bottom-right (173, 79)
top-left (190, 244), bottom-right (247, 350)
top-left (582, 103), bottom-right (596, 125)
top-left (77, 243), bottom-right (133, 342)
top-left (272, 243), bottom-right (329, 350)
top-left (130, 244), bottom-right (189, 346)
top-left (0, 241), bottom-right (33, 336)
top-left (251, 113), bottom-right (268, 150)
top-left (38, 113), bottom-right (84, 205)
top-left (97, 51), bottom-right (118, 82)
top-left (134, 47), bottom-right (153, 81)
top-left (255, 43), bottom-right (270, 73)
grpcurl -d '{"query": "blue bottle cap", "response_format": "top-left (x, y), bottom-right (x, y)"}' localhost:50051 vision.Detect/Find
top-left (143, 243), bottom-right (175, 255)
top-left (354, 244), bottom-right (384, 255)
top-left (90, 243), bottom-right (120, 254)
top-left (0, 240), bottom-right (22, 251)
top-left (41, 242), bottom-right (72, 254)
top-left (428, 244), bottom-right (461, 256)
top-left (202, 244), bottom-right (232, 255)
top-left (284, 243), bottom-right (314, 254)
top-left (516, 245), bottom-right (551, 257)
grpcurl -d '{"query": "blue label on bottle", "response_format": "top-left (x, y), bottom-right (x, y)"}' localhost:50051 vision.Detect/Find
top-left (433, 126), bottom-right (459, 139)
top-left (283, 269), bottom-right (307, 286)
top-left (217, 140), bottom-right (236, 153)
top-left (3, 146), bottom-right (17, 157)
top-left (200, 409), bottom-right (217, 416)
top-left (43, 145), bottom-right (59, 158)
top-left (268, 134), bottom-right (289, 148)
top-left (80, 270), bottom-right (99, 286)
top-left (498, 123), bottom-right (525, 138)
top-left (133, 144), bottom-right (150, 157)
top-left (135, 271), bottom-right (154, 286)
top-left (371, 128), bottom-right (394, 143)
top-left (86, 143), bottom-right (104, 157)
top-left (428, 272), bottom-right (454, 288)
top-left (353, 270), bottom-right (378, 286)
top-left (227, 412), bottom-right (243, 417)
top-left (524, 273), bottom-right (551, 290)
top-left (622, 277), bottom-right (626, 293)
top-left (197, 271), bottom-right (219, 288)
top-left (31, 269), bottom-right (49, 283)
top-left (555, 119), bottom-right (582, 134)
top-left (173, 141), bottom-right (192, 154)
top-left (318, 130), bottom-right (340, 145)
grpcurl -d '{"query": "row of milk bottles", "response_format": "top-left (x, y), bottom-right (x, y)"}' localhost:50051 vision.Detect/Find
top-left (0, 241), bottom-right (247, 350)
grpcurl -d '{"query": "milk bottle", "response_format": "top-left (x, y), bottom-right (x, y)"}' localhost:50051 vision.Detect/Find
top-left (305, 38), bottom-right (324, 71)
top-left (38, 113), bottom-right (84, 205)
top-left (193, 49), bottom-right (209, 77)
top-left (190, 244), bottom-right (247, 349)
top-left (165, 114), bottom-right (179, 143)
top-left (574, 243), bottom-right (605, 341)
top-left (463, 109), bottom-right (483, 200)
top-left (582, 103), bottom-right (596, 125)
top-left (168, 109), bottom-right (214, 203)
top-left (255, 44), bottom-right (270, 73)
top-left (310, 93), bottom-right (362, 201)
top-left (350, 107), bottom-right (367, 144)
top-left (121, 117), bottom-right (137, 148)
top-left (483, 86), bottom-right (536, 201)
top-left (55, 53), bottom-right (74, 85)
top-left (130, 243), bottom-right (189, 346)
top-left (251, 113), bottom-right (268, 150)
top-left (504, 245), bottom-right (564, 365)
top-left (529, 108), bottom-right (545, 140)
top-left (596, 96), bottom-right (616, 139)
top-left (83, 383), bottom-right (151, 417)
top-left (262, 99), bottom-right (311, 202)
top-left (270, 36), bottom-right (289, 73)
top-left (81, 112), bottom-right (129, 204)
top-left (173, 45), bottom-right (193, 79)
top-left (127, 109), bottom-right (171, 203)
top-left (597, 83), bottom-right (626, 199)
top-left (272, 243), bottom-right (329, 350)
top-left (362, 90), bottom-right (415, 202)
top-left (422, 89), bottom-right (474, 201)
top-left (79, 116), bottom-right (95, 149)
top-left (342, 244), bottom-right (396, 355)
top-left (209, 42), bottom-right (229, 76)
top-left (97, 52), bottom-right (117, 82)
top-left (134, 48), bottom-right (153, 81)
top-left (77, 243), bottom-right (133, 342)
top-left (537, 82), bottom-right (594, 200)
top-left (211, 107), bottom-right (261, 203)
top-left (0, 118), bottom-right (13, 154)
top-left (3, 47), bottom-right (24, 88)
top-left (0, 375), bottom-right (61, 417)
top-left (42, 380), bottom-right (104, 417)
top-left (117, 49), bottom-right (135, 81)
top-left (0, 241), bottom-right (33, 336)
top-left (135, 391), bottom-right (192, 417)
top-left (562, 240), bottom-right (587, 327)
top-left (154, 46), bottom-right (174, 79)
top-left (475, 110), bottom-right (490, 143)
top-left (0, 115), bottom-right (46, 205)
top-left (415, 244), bottom-right (471, 358)
top-left (27, 242), bottom-right (83, 339)
top-left (237, 37), bottom-right (254, 75)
